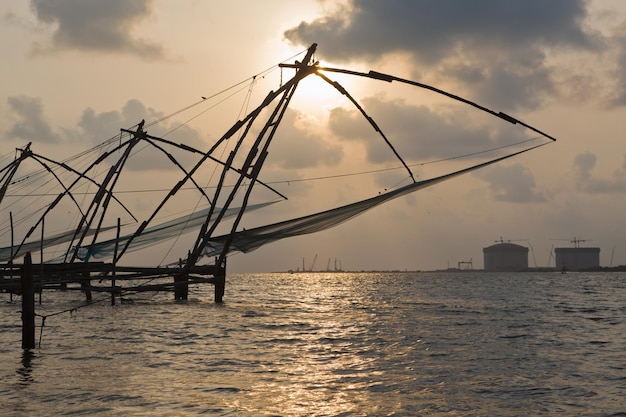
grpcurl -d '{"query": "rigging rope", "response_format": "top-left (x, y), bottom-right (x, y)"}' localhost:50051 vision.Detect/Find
top-left (2, 135), bottom-right (543, 198)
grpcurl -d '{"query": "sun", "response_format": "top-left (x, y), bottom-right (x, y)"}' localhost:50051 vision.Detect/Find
top-left (290, 72), bottom-right (348, 113)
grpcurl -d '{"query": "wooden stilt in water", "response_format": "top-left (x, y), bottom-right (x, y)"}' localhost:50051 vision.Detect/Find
top-left (111, 218), bottom-right (120, 306)
top-left (81, 271), bottom-right (92, 302)
top-left (173, 258), bottom-right (188, 300)
top-left (174, 274), bottom-right (188, 300)
top-left (214, 263), bottom-right (225, 303)
top-left (39, 217), bottom-right (44, 305)
top-left (9, 212), bottom-right (14, 302)
top-left (21, 252), bottom-right (35, 350)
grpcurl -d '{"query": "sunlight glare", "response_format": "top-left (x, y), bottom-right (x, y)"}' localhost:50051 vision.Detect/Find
top-left (291, 74), bottom-right (347, 115)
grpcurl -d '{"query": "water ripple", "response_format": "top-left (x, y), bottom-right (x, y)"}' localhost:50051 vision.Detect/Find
top-left (1, 272), bottom-right (625, 416)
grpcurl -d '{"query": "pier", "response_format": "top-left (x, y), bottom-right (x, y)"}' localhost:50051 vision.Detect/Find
top-left (1, 257), bottom-right (225, 303)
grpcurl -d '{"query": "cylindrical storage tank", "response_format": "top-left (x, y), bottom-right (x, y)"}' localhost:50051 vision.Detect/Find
top-left (483, 243), bottom-right (529, 271)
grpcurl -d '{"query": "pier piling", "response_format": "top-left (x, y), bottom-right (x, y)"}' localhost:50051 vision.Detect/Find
top-left (174, 273), bottom-right (189, 300)
top-left (81, 271), bottom-right (92, 302)
top-left (21, 253), bottom-right (35, 349)
top-left (214, 268), bottom-right (225, 303)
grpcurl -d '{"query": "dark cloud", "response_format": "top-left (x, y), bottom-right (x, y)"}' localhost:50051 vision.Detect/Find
top-left (77, 99), bottom-right (161, 142)
top-left (606, 19), bottom-right (626, 106)
top-left (287, 0), bottom-right (596, 62)
top-left (327, 95), bottom-right (527, 163)
top-left (6, 96), bottom-right (61, 143)
top-left (30, 0), bottom-right (164, 58)
top-left (270, 108), bottom-right (343, 170)
top-left (573, 151), bottom-right (626, 193)
top-left (476, 163), bottom-right (545, 203)
top-left (285, 0), bottom-right (603, 111)
top-left (573, 151), bottom-right (596, 180)
top-left (76, 99), bottom-right (207, 171)
top-left (4, 96), bottom-right (207, 172)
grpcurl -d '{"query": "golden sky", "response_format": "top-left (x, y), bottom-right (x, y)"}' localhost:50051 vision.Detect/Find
top-left (2, 0), bottom-right (626, 271)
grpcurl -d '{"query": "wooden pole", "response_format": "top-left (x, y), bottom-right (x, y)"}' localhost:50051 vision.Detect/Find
top-left (39, 217), bottom-right (44, 305)
top-left (112, 218), bottom-right (120, 306)
top-left (21, 252), bottom-right (35, 349)
top-left (214, 258), bottom-right (225, 303)
top-left (81, 271), bottom-right (92, 302)
top-left (174, 257), bottom-right (189, 300)
top-left (10, 212), bottom-right (14, 302)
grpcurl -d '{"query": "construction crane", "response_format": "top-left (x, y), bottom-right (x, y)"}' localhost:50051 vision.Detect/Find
top-left (493, 237), bottom-right (537, 268)
top-left (494, 236), bottom-right (526, 244)
top-left (552, 237), bottom-right (591, 248)
top-left (570, 237), bottom-right (590, 248)
top-left (458, 258), bottom-right (473, 270)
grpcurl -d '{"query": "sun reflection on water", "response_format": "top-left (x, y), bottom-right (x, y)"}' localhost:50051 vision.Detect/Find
top-left (4, 272), bottom-right (624, 415)
top-left (224, 272), bottom-right (385, 415)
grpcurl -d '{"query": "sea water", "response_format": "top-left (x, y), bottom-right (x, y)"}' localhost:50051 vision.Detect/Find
top-left (1, 271), bottom-right (625, 416)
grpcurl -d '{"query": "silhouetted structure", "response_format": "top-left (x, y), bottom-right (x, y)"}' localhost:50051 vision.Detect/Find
top-left (555, 247), bottom-right (600, 271)
top-left (483, 242), bottom-right (528, 271)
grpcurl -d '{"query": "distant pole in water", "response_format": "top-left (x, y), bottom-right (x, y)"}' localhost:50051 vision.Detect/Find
top-left (214, 257), bottom-right (225, 303)
top-left (39, 217), bottom-right (44, 305)
top-left (21, 252), bottom-right (35, 349)
top-left (112, 218), bottom-right (120, 306)
top-left (10, 211), bottom-right (14, 302)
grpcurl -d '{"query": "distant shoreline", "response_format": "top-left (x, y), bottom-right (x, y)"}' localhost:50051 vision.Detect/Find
top-left (280, 266), bottom-right (626, 274)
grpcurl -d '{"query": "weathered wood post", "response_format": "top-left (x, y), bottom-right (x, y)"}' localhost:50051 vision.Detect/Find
top-left (81, 270), bottom-right (92, 302)
top-left (173, 258), bottom-right (188, 300)
top-left (174, 273), bottom-right (189, 300)
top-left (214, 265), bottom-right (225, 303)
top-left (9, 211), bottom-right (14, 302)
top-left (39, 216), bottom-right (44, 305)
top-left (21, 252), bottom-right (35, 349)
top-left (111, 218), bottom-right (120, 306)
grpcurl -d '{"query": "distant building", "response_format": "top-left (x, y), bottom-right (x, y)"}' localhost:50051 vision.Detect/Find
top-left (483, 243), bottom-right (528, 271)
top-left (554, 247), bottom-right (600, 271)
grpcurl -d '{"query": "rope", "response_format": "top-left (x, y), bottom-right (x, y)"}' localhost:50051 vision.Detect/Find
top-left (3, 136), bottom-right (543, 199)
top-left (3, 49), bottom-right (306, 190)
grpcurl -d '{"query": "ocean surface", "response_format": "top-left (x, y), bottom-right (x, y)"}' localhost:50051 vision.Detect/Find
top-left (1, 271), bottom-right (625, 416)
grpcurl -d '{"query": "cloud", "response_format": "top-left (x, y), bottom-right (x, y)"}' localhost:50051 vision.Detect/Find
top-left (30, 0), bottom-right (164, 58)
top-left (270, 108), bottom-right (344, 170)
top-left (605, 19), bottom-right (626, 106)
top-left (77, 99), bottom-right (161, 142)
top-left (573, 151), bottom-right (597, 180)
top-left (287, 0), bottom-right (597, 61)
top-left (6, 96), bottom-right (61, 143)
top-left (285, 0), bottom-right (604, 111)
top-left (573, 151), bottom-right (626, 193)
top-left (327, 95), bottom-right (528, 163)
top-left (476, 163), bottom-right (545, 203)
top-left (3, 96), bottom-right (208, 172)
top-left (76, 99), bottom-right (209, 171)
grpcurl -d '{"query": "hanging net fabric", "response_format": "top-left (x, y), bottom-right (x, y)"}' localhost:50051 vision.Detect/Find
top-left (0, 201), bottom-right (275, 262)
top-left (202, 147), bottom-right (537, 259)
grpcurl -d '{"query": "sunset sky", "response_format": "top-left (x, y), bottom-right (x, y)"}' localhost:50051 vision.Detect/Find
top-left (2, 0), bottom-right (626, 272)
